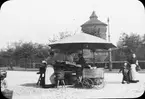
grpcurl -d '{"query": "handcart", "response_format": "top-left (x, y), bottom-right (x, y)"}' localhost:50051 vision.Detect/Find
top-left (75, 68), bottom-right (105, 89)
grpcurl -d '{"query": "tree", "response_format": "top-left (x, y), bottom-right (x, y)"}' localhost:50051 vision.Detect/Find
top-left (142, 34), bottom-right (145, 44)
top-left (118, 33), bottom-right (142, 52)
top-left (34, 44), bottom-right (50, 59)
top-left (48, 31), bottom-right (75, 43)
top-left (0, 47), bottom-right (14, 69)
top-left (0, 31), bottom-right (75, 69)
top-left (12, 42), bottom-right (37, 68)
top-left (135, 34), bottom-right (145, 60)
top-left (21, 42), bottom-right (37, 69)
top-left (116, 33), bottom-right (144, 60)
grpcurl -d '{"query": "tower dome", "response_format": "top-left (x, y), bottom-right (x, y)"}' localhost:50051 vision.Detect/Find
top-left (81, 11), bottom-right (107, 39)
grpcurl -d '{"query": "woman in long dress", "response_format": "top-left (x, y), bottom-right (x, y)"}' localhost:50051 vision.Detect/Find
top-left (45, 64), bottom-right (55, 86)
top-left (127, 53), bottom-right (139, 82)
top-left (44, 52), bottom-right (56, 88)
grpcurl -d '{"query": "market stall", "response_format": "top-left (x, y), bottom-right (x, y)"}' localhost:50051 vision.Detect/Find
top-left (49, 33), bottom-right (116, 89)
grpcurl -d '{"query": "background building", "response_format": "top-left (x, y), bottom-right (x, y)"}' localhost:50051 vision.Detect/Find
top-left (81, 11), bottom-right (107, 40)
top-left (80, 11), bottom-right (108, 62)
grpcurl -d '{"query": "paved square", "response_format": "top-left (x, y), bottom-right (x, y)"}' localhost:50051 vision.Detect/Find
top-left (4, 71), bottom-right (145, 99)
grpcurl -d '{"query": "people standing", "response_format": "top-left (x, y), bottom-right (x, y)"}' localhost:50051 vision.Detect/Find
top-left (46, 51), bottom-right (55, 65)
top-left (76, 53), bottom-right (86, 67)
top-left (36, 60), bottom-right (47, 86)
top-left (44, 64), bottom-right (56, 88)
top-left (44, 51), bottom-right (56, 88)
top-left (127, 53), bottom-right (139, 83)
top-left (76, 53), bottom-right (86, 82)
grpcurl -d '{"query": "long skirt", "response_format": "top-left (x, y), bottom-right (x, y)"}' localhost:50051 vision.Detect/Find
top-left (130, 64), bottom-right (138, 80)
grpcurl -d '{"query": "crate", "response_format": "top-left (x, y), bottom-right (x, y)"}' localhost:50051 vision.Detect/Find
top-left (83, 68), bottom-right (104, 78)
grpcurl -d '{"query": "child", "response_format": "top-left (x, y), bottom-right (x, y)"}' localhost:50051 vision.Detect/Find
top-left (119, 62), bottom-right (130, 84)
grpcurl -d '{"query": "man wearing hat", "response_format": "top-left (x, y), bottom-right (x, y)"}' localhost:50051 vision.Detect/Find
top-left (75, 53), bottom-right (87, 82)
top-left (36, 60), bottom-right (47, 86)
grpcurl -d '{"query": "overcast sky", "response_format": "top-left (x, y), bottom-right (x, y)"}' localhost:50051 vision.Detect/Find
top-left (0, 0), bottom-right (145, 49)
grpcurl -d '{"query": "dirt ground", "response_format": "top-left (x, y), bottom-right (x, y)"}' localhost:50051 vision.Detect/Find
top-left (3, 71), bottom-right (145, 99)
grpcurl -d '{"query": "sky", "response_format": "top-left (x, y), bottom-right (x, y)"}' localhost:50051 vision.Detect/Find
top-left (0, 0), bottom-right (145, 49)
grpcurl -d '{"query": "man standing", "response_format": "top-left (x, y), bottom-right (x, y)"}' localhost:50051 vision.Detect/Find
top-left (36, 60), bottom-right (47, 86)
top-left (76, 53), bottom-right (86, 82)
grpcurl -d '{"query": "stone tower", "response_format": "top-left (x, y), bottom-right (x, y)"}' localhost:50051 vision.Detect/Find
top-left (81, 11), bottom-right (108, 62)
top-left (81, 11), bottom-right (107, 39)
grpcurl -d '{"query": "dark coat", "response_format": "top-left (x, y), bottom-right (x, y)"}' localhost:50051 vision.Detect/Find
top-left (76, 57), bottom-right (86, 68)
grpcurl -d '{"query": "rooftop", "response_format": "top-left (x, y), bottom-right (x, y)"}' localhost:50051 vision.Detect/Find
top-left (81, 11), bottom-right (107, 27)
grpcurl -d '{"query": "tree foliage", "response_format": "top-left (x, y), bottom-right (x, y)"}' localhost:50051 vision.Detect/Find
top-left (0, 31), bottom-right (74, 68)
top-left (115, 33), bottom-right (145, 61)
top-left (48, 31), bottom-right (74, 43)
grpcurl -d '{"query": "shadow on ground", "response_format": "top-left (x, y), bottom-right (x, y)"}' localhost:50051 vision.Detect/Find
top-left (20, 81), bottom-right (122, 88)
top-left (20, 83), bottom-right (40, 88)
top-left (106, 81), bottom-right (121, 84)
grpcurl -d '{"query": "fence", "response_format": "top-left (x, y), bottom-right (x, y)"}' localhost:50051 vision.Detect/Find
top-left (1, 58), bottom-right (145, 70)
top-left (87, 60), bottom-right (145, 69)
top-left (27, 60), bottom-right (145, 69)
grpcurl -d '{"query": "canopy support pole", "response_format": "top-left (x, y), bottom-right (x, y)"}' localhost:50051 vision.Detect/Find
top-left (93, 50), bottom-right (95, 66)
top-left (109, 49), bottom-right (112, 71)
top-left (107, 17), bottom-right (112, 71)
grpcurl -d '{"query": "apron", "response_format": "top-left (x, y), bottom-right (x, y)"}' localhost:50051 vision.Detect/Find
top-left (45, 65), bottom-right (55, 85)
top-left (130, 64), bottom-right (137, 80)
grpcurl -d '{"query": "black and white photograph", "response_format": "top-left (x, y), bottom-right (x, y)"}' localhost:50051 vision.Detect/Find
top-left (0, 0), bottom-right (145, 99)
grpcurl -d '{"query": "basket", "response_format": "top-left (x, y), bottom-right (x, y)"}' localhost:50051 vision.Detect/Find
top-left (2, 89), bottom-right (13, 99)
top-left (83, 68), bottom-right (104, 78)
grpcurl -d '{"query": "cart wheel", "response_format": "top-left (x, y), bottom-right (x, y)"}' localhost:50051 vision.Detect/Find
top-left (74, 78), bottom-right (82, 88)
top-left (94, 78), bottom-right (105, 89)
top-left (82, 78), bottom-right (94, 88)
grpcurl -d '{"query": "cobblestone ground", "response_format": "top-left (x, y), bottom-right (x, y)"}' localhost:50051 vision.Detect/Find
top-left (4, 71), bottom-right (145, 99)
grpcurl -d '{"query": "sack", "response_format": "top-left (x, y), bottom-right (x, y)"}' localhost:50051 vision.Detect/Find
top-left (136, 65), bottom-right (141, 71)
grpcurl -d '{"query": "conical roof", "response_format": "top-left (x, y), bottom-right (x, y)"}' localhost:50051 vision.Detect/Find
top-left (89, 11), bottom-right (98, 19)
top-left (81, 11), bottom-right (107, 27)
top-left (50, 32), bottom-right (110, 44)
top-left (49, 32), bottom-right (116, 50)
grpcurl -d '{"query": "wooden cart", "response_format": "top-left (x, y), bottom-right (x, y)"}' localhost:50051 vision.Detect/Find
top-left (81, 68), bottom-right (105, 89)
